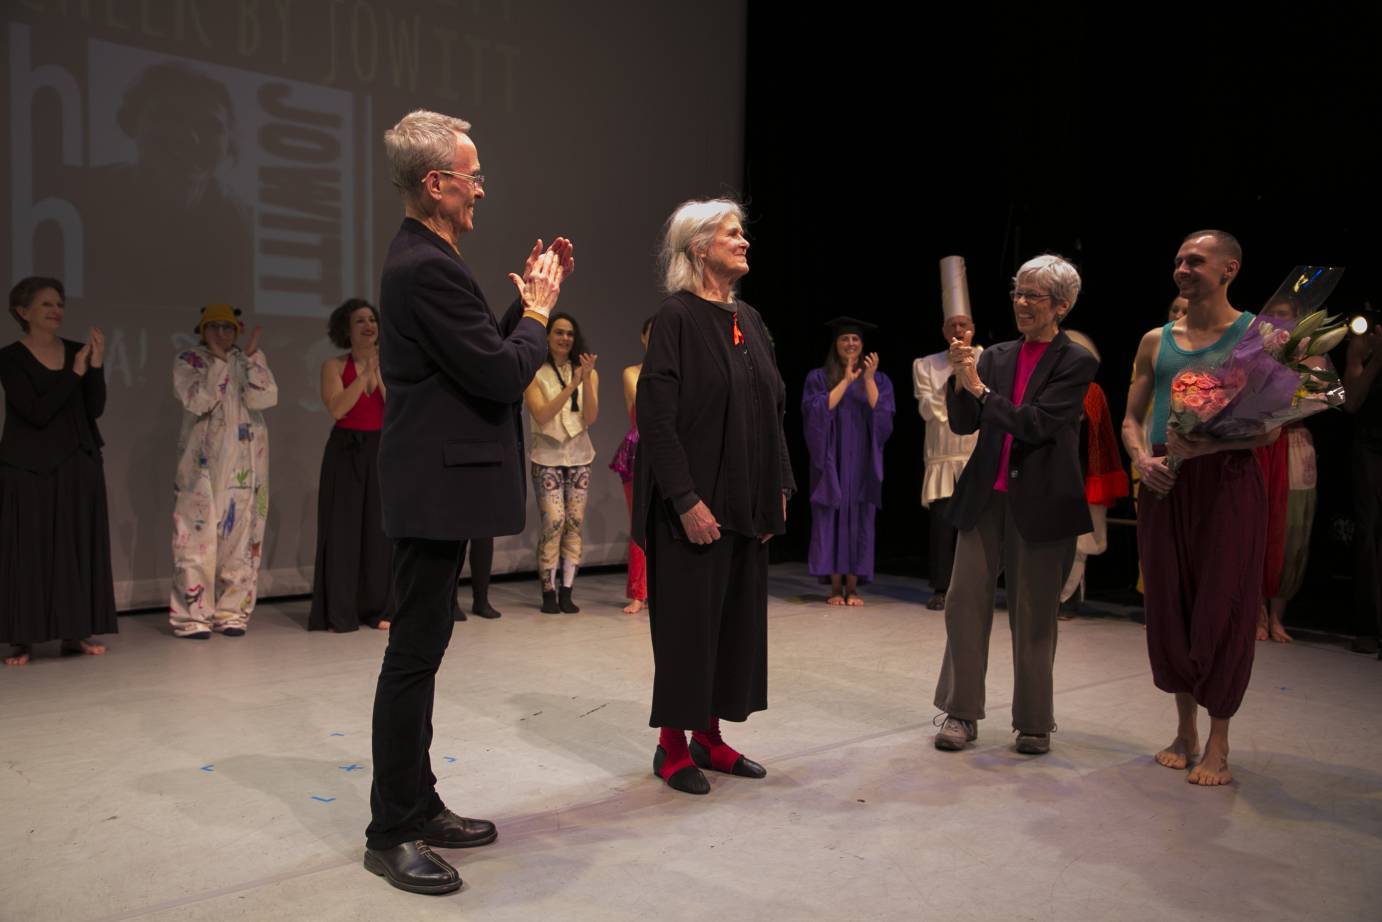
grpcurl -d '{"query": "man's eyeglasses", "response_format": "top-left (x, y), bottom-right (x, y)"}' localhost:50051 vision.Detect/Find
top-left (431, 169), bottom-right (485, 187)
top-left (1010, 290), bottom-right (1053, 303)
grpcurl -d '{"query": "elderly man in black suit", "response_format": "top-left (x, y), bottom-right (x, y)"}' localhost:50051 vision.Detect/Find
top-left (362, 109), bottom-right (572, 895)
top-left (930, 254), bottom-right (1097, 757)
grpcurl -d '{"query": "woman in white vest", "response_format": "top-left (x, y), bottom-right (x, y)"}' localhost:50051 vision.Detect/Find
top-left (525, 312), bottom-right (599, 612)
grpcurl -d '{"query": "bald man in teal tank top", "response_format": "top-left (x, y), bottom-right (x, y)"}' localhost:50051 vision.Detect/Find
top-left (1122, 230), bottom-right (1279, 787)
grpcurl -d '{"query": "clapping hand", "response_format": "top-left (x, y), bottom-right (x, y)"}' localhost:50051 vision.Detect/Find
top-left (577, 352), bottom-right (598, 383)
top-left (509, 245), bottom-right (566, 317)
top-left (948, 329), bottom-right (975, 369)
top-left (521, 237), bottom-right (576, 284)
top-left (862, 352), bottom-right (880, 379)
top-left (73, 341), bottom-right (93, 376)
top-left (245, 326), bottom-right (263, 357)
top-left (88, 328), bottom-right (106, 368)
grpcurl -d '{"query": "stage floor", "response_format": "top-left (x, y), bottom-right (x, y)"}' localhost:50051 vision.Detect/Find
top-left (3, 566), bottom-right (1379, 922)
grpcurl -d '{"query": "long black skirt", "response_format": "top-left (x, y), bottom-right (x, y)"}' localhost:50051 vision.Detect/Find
top-left (646, 502), bottom-right (768, 729)
top-left (0, 450), bottom-right (118, 644)
top-left (309, 428), bottom-right (393, 631)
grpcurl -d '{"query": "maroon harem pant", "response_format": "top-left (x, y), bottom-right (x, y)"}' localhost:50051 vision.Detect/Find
top-left (1137, 449), bottom-right (1265, 719)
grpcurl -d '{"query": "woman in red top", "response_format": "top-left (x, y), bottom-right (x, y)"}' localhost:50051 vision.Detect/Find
top-left (309, 298), bottom-right (392, 631)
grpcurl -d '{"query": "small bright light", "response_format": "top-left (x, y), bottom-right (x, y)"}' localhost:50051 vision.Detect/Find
top-left (1350, 315), bottom-right (1371, 335)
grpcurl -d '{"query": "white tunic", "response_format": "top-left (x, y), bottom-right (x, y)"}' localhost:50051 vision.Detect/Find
top-left (528, 362), bottom-right (596, 467)
top-left (911, 348), bottom-right (981, 508)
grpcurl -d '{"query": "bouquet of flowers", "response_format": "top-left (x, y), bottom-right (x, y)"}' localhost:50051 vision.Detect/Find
top-left (1165, 266), bottom-right (1348, 473)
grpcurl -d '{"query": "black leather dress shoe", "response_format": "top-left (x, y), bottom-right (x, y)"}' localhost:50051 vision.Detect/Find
top-left (420, 809), bottom-right (498, 848)
top-left (653, 745), bottom-right (711, 795)
top-left (471, 599), bottom-right (502, 619)
top-left (689, 738), bottom-right (767, 778)
top-left (363, 841), bottom-right (462, 895)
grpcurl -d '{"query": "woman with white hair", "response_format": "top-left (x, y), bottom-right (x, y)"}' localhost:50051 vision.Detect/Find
top-left (631, 199), bottom-right (795, 795)
top-left (930, 254), bottom-right (1098, 756)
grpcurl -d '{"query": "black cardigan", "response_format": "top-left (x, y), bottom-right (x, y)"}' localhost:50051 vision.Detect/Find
top-left (0, 340), bottom-right (106, 474)
top-left (944, 331), bottom-right (1097, 543)
top-left (632, 292), bottom-right (795, 547)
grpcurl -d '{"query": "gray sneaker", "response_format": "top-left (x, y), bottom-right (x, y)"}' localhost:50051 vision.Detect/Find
top-left (1015, 732), bottom-right (1050, 755)
top-left (934, 715), bottom-right (977, 751)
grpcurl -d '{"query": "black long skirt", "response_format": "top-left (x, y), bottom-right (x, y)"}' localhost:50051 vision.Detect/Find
top-left (646, 502), bottom-right (768, 729)
top-left (0, 450), bottom-right (118, 644)
top-left (309, 428), bottom-right (393, 631)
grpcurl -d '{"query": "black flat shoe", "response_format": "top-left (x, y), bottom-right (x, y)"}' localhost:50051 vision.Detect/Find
top-left (471, 600), bottom-right (502, 619)
top-left (689, 738), bottom-right (767, 778)
top-left (362, 841), bottom-right (462, 895)
top-left (652, 745), bottom-right (710, 795)
top-left (420, 808), bottom-right (497, 848)
top-left (558, 587), bottom-right (580, 613)
top-left (178, 631), bottom-right (211, 640)
top-left (540, 590), bottom-right (560, 614)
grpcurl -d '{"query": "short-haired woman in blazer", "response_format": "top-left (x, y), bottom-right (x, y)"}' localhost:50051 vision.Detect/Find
top-left (931, 254), bottom-right (1098, 757)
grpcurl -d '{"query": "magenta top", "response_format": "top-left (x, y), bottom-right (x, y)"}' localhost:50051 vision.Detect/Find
top-left (993, 339), bottom-right (1051, 492)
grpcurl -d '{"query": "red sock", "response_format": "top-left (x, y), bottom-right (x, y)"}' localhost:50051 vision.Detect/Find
top-left (692, 718), bottom-right (743, 773)
top-left (657, 727), bottom-right (693, 780)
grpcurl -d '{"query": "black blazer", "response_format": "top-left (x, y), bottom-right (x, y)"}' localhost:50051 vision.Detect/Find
top-left (945, 331), bottom-right (1097, 543)
top-left (377, 218), bottom-right (547, 540)
top-left (0, 340), bottom-right (106, 474)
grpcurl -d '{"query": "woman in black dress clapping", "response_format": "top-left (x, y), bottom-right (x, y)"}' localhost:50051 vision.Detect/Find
top-left (1, 277), bottom-right (117, 665)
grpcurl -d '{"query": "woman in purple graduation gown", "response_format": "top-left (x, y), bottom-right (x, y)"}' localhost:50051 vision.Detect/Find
top-left (801, 317), bottom-right (895, 605)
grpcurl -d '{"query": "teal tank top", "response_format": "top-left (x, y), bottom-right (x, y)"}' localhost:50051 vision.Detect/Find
top-left (1148, 311), bottom-right (1255, 445)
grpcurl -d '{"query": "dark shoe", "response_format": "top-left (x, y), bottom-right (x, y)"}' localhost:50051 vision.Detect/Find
top-left (689, 738), bottom-right (767, 778)
top-left (362, 841), bottom-right (462, 895)
top-left (178, 631), bottom-right (212, 640)
top-left (558, 587), bottom-right (580, 613)
top-left (1015, 732), bottom-right (1051, 755)
top-left (540, 590), bottom-right (560, 614)
top-left (934, 714), bottom-right (977, 751)
top-left (420, 809), bottom-right (497, 849)
top-left (220, 627), bottom-right (246, 637)
top-left (471, 599), bottom-right (502, 619)
top-left (926, 592), bottom-right (946, 611)
top-left (653, 746), bottom-right (710, 795)
top-left (1348, 635), bottom-right (1379, 655)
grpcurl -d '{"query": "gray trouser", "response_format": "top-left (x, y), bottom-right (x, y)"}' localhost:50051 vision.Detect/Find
top-left (933, 492), bottom-right (1076, 733)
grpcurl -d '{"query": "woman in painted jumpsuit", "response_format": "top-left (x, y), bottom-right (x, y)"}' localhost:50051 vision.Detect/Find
top-left (169, 304), bottom-right (278, 638)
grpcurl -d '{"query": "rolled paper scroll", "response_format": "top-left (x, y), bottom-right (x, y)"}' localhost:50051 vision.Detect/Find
top-left (940, 255), bottom-right (972, 320)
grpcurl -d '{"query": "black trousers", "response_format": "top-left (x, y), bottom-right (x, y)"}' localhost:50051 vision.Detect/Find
top-left (928, 497), bottom-right (958, 593)
top-left (1353, 439), bottom-right (1382, 640)
top-left (365, 537), bottom-right (466, 850)
top-left (647, 504), bottom-right (768, 729)
top-left (461, 537), bottom-right (493, 606)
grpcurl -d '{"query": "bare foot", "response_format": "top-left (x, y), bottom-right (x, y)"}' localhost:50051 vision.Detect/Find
top-left (61, 638), bottom-right (106, 656)
top-left (845, 594), bottom-right (865, 607)
top-left (1255, 623), bottom-right (1269, 641)
top-left (826, 595), bottom-right (846, 606)
top-left (4, 644), bottom-right (30, 666)
top-left (376, 620), bottom-right (391, 631)
top-left (1154, 735), bottom-right (1199, 770)
top-left (622, 599), bottom-right (645, 614)
top-left (1269, 622), bottom-right (1292, 644)
top-left (1187, 739), bottom-right (1233, 785)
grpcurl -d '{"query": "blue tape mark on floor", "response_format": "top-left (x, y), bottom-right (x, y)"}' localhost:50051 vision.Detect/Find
top-left (311, 796), bottom-right (336, 803)
top-left (1279, 686), bottom-right (1290, 691)
top-left (329, 732), bottom-right (346, 737)
top-left (339, 763), bottom-right (363, 772)
top-left (200, 764), bottom-right (215, 772)
top-left (444, 756), bottom-right (457, 763)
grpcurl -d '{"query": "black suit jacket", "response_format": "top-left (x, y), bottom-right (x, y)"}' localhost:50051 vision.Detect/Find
top-left (945, 331), bottom-right (1097, 543)
top-left (0, 339), bottom-right (106, 474)
top-left (377, 218), bottom-right (547, 540)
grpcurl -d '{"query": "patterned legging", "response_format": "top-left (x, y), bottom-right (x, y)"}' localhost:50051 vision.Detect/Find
top-left (532, 463), bottom-right (591, 588)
